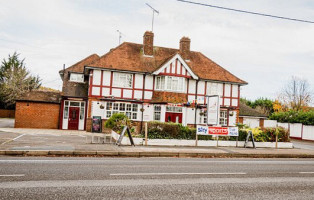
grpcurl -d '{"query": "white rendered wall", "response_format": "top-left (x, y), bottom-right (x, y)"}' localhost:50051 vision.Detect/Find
top-left (243, 117), bottom-right (260, 128)
top-left (135, 74), bottom-right (143, 89)
top-left (145, 75), bottom-right (153, 90)
top-left (290, 123), bottom-right (302, 138)
top-left (92, 70), bottom-right (101, 85)
top-left (264, 120), bottom-right (277, 128)
top-left (302, 125), bottom-right (314, 141)
top-left (102, 70), bottom-right (111, 86)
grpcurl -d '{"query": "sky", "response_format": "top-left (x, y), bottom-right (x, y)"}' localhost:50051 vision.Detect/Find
top-left (1, 0), bottom-right (314, 101)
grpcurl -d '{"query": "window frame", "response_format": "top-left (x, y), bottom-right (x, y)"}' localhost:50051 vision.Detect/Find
top-left (155, 76), bottom-right (185, 92)
top-left (69, 73), bottom-right (84, 83)
top-left (113, 72), bottom-right (133, 88)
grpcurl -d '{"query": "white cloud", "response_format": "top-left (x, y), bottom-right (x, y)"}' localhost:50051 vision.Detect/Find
top-left (0, 0), bottom-right (313, 101)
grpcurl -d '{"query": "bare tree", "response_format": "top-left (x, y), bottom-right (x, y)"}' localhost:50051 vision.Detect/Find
top-left (279, 76), bottom-right (312, 111)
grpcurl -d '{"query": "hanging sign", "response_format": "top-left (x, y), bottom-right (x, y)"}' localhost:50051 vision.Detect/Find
top-left (206, 95), bottom-right (220, 125)
top-left (196, 125), bottom-right (238, 136)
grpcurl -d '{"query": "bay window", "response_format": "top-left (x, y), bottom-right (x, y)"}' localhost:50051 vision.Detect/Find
top-left (105, 102), bottom-right (138, 120)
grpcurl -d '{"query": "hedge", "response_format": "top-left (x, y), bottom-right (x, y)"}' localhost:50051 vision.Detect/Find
top-left (270, 110), bottom-right (314, 125)
top-left (142, 121), bottom-right (290, 142)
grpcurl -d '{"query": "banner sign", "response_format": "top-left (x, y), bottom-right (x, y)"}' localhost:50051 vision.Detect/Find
top-left (206, 95), bottom-right (220, 125)
top-left (196, 125), bottom-right (239, 136)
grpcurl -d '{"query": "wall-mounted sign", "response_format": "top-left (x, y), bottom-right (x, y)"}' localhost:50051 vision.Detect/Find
top-left (196, 125), bottom-right (238, 136)
top-left (206, 95), bottom-right (220, 125)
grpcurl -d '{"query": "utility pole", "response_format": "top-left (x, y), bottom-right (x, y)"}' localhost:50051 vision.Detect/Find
top-left (146, 3), bottom-right (159, 32)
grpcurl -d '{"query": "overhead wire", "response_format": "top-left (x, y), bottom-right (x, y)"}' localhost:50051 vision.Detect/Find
top-left (177, 0), bottom-right (314, 24)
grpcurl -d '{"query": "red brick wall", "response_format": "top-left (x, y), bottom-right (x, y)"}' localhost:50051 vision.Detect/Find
top-left (15, 101), bottom-right (60, 129)
top-left (0, 109), bottom-right (15, 118)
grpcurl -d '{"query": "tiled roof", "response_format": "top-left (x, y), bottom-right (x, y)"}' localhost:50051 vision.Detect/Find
top-left (64, 54), bottom-right (100, 73)
top-left (88, 42), bottom-right (247, 84)
top-left (239, 102), bottom-right (268, 117)
top-left (17, 91), bottom-right (61, 104)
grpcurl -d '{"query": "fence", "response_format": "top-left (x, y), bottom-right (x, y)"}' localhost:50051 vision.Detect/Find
top-left (0, 109), bottom-right (15, 118)
top-left (245, 119), bottom-right (314, 141)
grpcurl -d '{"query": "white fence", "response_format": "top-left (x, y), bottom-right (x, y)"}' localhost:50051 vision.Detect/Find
top-left (244, 119), bottom-right (314, 141)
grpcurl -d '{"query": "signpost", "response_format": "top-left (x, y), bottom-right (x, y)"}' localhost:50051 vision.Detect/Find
top-left (195, 95), bottom-right (239, 147)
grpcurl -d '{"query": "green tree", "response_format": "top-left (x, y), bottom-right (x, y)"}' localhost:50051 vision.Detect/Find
top-left (0, 52), bottom-right (41, 108)
top-left (240, 97), bottom-right (274, 116)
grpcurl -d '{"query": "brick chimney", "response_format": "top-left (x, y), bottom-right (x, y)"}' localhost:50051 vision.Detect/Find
top-left (179, 37), bottom-right (191, 60)
top-left (143, 31), bottom-right (154, 56)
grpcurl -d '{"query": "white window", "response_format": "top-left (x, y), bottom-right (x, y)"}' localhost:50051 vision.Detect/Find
top-left (105, 102), bottom-right (139, 120)
top-left (154, 105), bottom-right (161, 121)
top-left (69, 73), bottom-right (84, 83)
top-left (166, 106), bottom-right (182, 113)
top-left (156, 76), bottom-right (165, 90)
top-left (113, 72), bottom-right (133, 88)
top-left (219, 111), bottom-right (228, 126)
top-left (155, 76), bottom-right (185, 92)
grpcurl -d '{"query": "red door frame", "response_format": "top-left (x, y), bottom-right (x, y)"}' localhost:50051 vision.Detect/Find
top-left (68, 107), bottom-right (80, 130)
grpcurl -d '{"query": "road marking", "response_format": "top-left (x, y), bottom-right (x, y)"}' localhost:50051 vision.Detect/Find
top-left (110, 172), bottom-right (247, 176)
top-left (299, 172), bottom-right (314, 174)
top-left (0, 174), bottom-right (25, 177)
top-left (0, 134), bottom-right (25, 145)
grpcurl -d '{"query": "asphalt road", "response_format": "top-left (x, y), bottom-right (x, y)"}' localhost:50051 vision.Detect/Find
top-left (0, 157), bottom-right (314, 199)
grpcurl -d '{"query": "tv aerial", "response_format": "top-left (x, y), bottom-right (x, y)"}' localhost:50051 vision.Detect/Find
top-left (146, 3), bottom-right (159, 32)
top-left (116, 30), bottom-right (123, 45)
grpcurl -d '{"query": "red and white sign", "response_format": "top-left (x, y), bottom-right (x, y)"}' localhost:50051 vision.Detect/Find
top-left (197, 125), bottom-right (238, 136)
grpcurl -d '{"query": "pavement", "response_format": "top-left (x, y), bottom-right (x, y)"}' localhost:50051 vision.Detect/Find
top-left (1, 157), bottom-right (314, 199)
top-left (1, 127), bottom-right (314, 158)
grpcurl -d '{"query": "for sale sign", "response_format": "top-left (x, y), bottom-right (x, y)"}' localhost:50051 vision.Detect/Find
top-left (196, 125), bottom-right (239, 136)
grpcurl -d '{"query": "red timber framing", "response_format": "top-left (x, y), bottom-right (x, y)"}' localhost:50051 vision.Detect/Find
top-left (187, 81), bottom-right (240, 108)
top-left (88, 69), bottom-right (241, 108)
top-left (159, 59), bottom-right (191, 78)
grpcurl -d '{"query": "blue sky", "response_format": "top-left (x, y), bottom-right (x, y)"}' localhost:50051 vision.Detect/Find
top-left (1, 0), bottom-right (314, 101)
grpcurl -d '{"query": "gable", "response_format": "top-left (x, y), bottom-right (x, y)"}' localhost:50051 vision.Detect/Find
top-left (152, 54), bottom-right (198, 79)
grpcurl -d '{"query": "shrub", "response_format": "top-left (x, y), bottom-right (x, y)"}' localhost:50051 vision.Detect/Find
top-left (104, 113), bottom-right (132, 133)
top-left (270, 110), bottom-right (314, 125)
top-left (143, 121), bottom-right (212, 140)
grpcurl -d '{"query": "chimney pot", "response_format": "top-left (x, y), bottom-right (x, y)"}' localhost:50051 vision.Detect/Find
top-left (143, 31), bottom-right (154, 56)
top-left (179, 37), bottom-right (191, 60)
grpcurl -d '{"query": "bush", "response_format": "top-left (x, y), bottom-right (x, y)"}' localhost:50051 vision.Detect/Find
top-left (270, 110), bottom-right (314, 125)
top-left (104, 113), bottom-right (132, 133)
top-left (143, 121), bottom-right (212, 140)
top-left (141, 121), bottom-right (290, 142)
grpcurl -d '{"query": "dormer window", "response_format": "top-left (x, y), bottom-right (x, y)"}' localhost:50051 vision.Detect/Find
top-left (69, 73), bottom-right (84, 83)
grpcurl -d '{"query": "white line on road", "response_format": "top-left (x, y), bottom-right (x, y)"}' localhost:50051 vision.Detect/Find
top-left (0, 134), bottom-right (25, 145)
top-left (0, 174), bottom-right (25, 177)
top-left (12, 134), bottom-right (26, 141)
top-left (299, 172), bottom-right (314, 174)
top-left (110, 172), bottom-right (247, 176)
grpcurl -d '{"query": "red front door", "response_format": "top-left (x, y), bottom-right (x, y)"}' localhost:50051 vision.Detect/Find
top-left (165, 112), bottom-right (182, 123)
top-left (68, 107), bottom-right (79, 130)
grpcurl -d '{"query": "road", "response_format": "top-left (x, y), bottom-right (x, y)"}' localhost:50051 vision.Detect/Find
top-left (0, 157), bottom-right (314, 199)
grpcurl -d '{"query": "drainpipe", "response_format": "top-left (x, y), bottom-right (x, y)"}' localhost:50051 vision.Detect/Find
top-left (140, 74), bottom-right (147, 134)
top-left (194, 80), bottom-right (199, 127)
